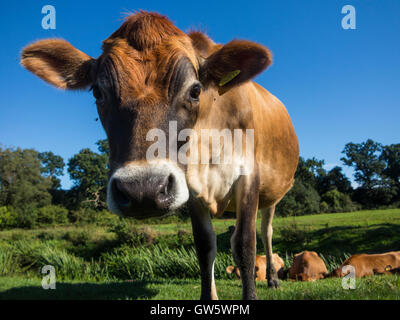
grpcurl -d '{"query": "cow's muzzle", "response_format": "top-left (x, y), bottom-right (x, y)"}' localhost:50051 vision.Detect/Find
top-left (107, 160), bottom-right (189, 217)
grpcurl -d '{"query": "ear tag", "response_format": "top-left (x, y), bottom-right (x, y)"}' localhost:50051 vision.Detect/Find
top-left (219, 70), bottom-right (241, 87)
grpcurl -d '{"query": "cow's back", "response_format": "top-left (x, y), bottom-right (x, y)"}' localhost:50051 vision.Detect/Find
top-left (289, 251), bottom-right (328, 281)
top-left (338, 252), bottom-right (400, 277)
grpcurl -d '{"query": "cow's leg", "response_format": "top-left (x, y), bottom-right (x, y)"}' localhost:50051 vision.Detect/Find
top-left (261, 205), bottom-right (280, 288)
top-left (231, 174), bottom-right (259, 300)
top-left (189, 198), bottom-right (218, 300)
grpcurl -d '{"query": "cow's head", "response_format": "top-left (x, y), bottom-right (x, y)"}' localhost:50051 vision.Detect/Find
top-left (20, 11), bottom-right (272, 218)
top-left (329, 268), bottom-right (344, 278)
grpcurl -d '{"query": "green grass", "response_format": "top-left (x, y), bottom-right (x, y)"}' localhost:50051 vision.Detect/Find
top-left (1, 275), bottom-right (400, 300)
top-left (134, 208), bottom-right (400, 234)
top-left (0, 208), bottom-right (399, 299)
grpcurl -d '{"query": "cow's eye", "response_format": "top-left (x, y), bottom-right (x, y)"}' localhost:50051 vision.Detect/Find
top-left (92, 85), bottom-right (104, 103)
top-left (189, 83), bottom-right (201, 100)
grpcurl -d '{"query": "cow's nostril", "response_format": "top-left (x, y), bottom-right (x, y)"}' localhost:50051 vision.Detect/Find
top-left (155, 174), bottom-right (174, 209)
top-left (157, 175), bottom-right (174, 195)
top-left (112, 179), bottom-right (131, 207)
top-left (167, 174), bottom-right (174, 194)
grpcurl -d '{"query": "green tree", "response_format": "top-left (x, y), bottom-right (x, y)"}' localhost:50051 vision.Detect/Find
top-left (380, 144), bottom-right (400, 201)
top-left (295, 157), bottom-right (325, 188)
top-left (341, 139), bottom-right (385, 190)
top-left (38, 151), bottom-right (65, 189)
top-left (67, 141), bottom-right (108, 209)
top-left (0, 147), bottom-right (52, 210)
top-left (96, 139), bottom-right (110, 157)
top-left (320, 188), bottom-right (357, 213)
top-left (317, 166), bottom-right (352, 195)
top-left (276, 180), bottom-right (321, 216)
top-left (341, 139), bottom-right (399, 207)
top-left (276, 157), bottom-right (326, 216)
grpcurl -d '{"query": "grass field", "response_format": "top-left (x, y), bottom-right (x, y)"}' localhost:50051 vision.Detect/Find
top-left (0, 208), bottom-right (399, 300)
top-left (1, 276), bottom-right (400, 300)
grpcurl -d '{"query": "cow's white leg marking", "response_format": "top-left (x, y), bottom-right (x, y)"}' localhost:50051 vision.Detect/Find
top-left (261, 205), bottom-right (280, 288)
top-left (211, 261), bottom-right (217, 299)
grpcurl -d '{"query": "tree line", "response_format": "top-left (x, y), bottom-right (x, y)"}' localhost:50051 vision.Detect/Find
top-left (0, 139), bottom-right (399, 228)
top-left (277, 139), bottom-right (400, 216)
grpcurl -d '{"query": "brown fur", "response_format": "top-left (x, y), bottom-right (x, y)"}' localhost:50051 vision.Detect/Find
top-left (226, 254), bottom-right (285, 281)
top-left (188, 31), bottom-right (219, 58)
top-left (289, 251), bottom-right (328, 281)
top-left (200, 40), bottom-right (272, 95)
top-left (109, 11), bottom-right (186, 51)
top-left (20, 13), bottom-right (298, 201)
top-left (20, 39), bottom-right (93, 89)
top-left (330, 251), bottom-right (400, 278)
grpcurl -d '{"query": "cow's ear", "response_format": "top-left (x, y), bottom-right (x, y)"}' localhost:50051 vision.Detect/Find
top-left (21, 39), bottom-right (94, 89)
top-left (199, 40), bottom-right (272, 95)
top-left (188, 31), bottom-right (219, 58)
top-left (226, 266), bottom-right (235, 274)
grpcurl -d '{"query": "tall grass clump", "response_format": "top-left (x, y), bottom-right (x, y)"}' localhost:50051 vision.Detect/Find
top-left (318, 252), bottom-right (351, 272)
top-left (0, 245), bottom-right (18, 276)
top-left (102, 244), bottom-right (234, 280)
top-left (7, 240), bottom-right (101, 280)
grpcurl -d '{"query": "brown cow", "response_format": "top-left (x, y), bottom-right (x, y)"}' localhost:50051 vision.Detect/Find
top-left (20, 11), bottom-right (299, 300)
top-left (330, 251), bottom-right (400, 278)
top-left (289, 251), bottom-right (328, 281)
top-left (226, 254), bottom-right (285, 281)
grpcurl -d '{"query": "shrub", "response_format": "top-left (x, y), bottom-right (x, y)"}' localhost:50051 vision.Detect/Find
top-left (177, 229), bottom-right (191, 245)
top-left (63, 230), bottom-right (91, 246)
top-left (0, 206), bottom-right (18, 229)
top-left (109, 220), bottom-right (156, 246)
top-left (320, 201), bottom-right (330, 213)
top-left (136, 211), bottom-right (189, 225)
top-left (321, 188), bottom-right (357, 213)
top-left (37, 232), bottom-right (55, 241)
top-left (15, 206), bottom-right (38, 229)
top-left (352, 187), bottom-right (397, 208)
top-left (69, 208), bottom-right (119, 226)
top-left (36, 205), bottom-right (69, 225)
top-left (276, 181), bottom-right (321, 216)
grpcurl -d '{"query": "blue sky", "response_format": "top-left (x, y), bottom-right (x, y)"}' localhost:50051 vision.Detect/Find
top-left (0, 0), bottom-right (399, 189)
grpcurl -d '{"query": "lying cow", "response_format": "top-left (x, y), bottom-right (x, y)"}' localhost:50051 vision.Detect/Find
top-left (288, 251), bottom-right (328, 281)
top-left (330, 251), bottom-right (400, 278)
top-left (226, 254), bottom-right (285, 281)
top-left (20, 11), bottom-right (299, 300)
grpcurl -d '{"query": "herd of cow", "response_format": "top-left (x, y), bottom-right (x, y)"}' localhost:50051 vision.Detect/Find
top-left (226, 247), bottom-right (400, 282)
